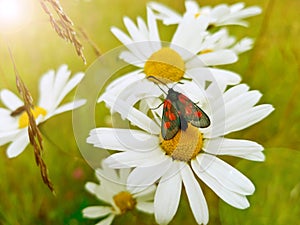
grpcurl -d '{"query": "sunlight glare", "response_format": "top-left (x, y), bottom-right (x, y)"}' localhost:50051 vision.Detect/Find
top-left (0, 0), bottom-right (32, 33)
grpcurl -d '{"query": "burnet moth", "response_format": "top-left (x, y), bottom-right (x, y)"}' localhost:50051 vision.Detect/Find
top-left (148, 76), bottom-right (210, 140)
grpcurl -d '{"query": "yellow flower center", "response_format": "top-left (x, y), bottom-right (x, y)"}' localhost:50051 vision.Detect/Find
top-left (113, 191), bottom-right (137, 214)
top-left (160, 124), bottom-right (203, 162)
top-left (144, 47), bottom-right (185, 83)
top-left (18, 106), bottom-right (47, 128)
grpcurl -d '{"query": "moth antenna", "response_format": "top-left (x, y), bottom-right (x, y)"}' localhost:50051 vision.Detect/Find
top-left (147, 76), bottom-right (168, 95)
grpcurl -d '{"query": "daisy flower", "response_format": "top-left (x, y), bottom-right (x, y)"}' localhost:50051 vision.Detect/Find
top-left (0, 64), bottom-right (85, 158)
top-left (149, 1), bottom-right (262, 27)
top-left (83, 162), bottom-right (155, 225)
top-left (87, 80), bottom-right (274, 225)
top-left (106, 6), bottom-right (242, 100)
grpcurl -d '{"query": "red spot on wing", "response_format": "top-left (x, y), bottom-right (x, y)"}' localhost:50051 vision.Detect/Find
top-left (194, 111), bottom-right (202, 118)
top-left (185, 106), bottom-right (192, 115)
top-left (178, 94), bottom-right (188, 104)
top-left (164, 99), bottom-right (172, 110)
top-left (164, 121), bottom-right (171, 129)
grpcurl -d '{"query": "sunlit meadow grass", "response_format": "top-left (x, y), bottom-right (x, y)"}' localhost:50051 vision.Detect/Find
top-left (0, 0), bottom-right (299, 224)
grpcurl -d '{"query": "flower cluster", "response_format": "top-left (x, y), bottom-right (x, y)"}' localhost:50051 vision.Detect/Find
top-left (0, 65), bottom-right (85, 158)
top-left (85, 1), bottom-right (273, 225)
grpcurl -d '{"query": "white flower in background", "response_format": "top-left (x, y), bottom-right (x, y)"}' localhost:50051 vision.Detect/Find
top-left (88, 79), bottom-right (274, 224)
top-left (0, 65), bottom-right (85, 158)
top-left (83, 163), bottom-right (155, 225)
top-left (201, 28), bottom-right (254, 55)
top-left (107, 6), bottom-right (242, 101)
top-left (149, 1), bottom-right (262, 27)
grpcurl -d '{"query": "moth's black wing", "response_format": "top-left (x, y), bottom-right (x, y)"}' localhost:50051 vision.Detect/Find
top-left (176, 93), bottom-right (210, 128)
top-left (188, 103), bottom-right (210, 128)
top-left (161, 99), bottom-right (181, 140)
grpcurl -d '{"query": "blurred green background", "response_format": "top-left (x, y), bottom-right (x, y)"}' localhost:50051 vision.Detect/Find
top-left (0, 0), bottom-right (299, 224)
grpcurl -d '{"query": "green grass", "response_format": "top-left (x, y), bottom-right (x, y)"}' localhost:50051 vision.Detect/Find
top-left (0, 0), bottom-right (299, 224)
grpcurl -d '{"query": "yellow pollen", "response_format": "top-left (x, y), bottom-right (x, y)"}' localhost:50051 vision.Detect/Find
top-left (200, 49), bottom-right (213, 54)
top-left (113, 191), bottom-right (137, 214)
top-left (160, 124), bottom-right (203, 162)
top-left (194, 12), bottom-right (201, 18)
top-left (144, 47), bottom-right (185, 83)
top-left (18, 106), bottom-right (47, 128)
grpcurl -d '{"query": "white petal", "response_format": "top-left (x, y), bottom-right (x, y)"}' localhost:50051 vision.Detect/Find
top-left (0, 108), bottom-right (19, 131)
top-left (6, 131), bottom-right (29, 158)
top-left (123, 17), bottom-right (156, 59)
top-left (223, 84), bottom-right (250, 102)
top-left (147, 7), bottom-right (161, 50)
top-left (154, 163), bottom-right (182, 225)
top-left (52, 72), bottom-right (84, 111)
top-left (38, 70), bottom-right (55, 109)
top-left (192, 159), bottom-right (250, 209)
top-left (136, 201), bottom-right (154, 214)
top-left (47, 99), bottom-right (86, 118)
top-left (127, 159), bottom-right (172, 193)
top-left (87, 128), bottom-right (159, 152)
top-left (134, 184), bottom-right (156, 201)
top-left (52, 65), bottom-right (71, 102)
top-left (118, 168), bottom-right (131, 184)
top-left (196, 154), bottom-right (255, 195)
top-left (204, 137), bottom-right (264, 161)
top-left (82, 206), bottom-right (112, 219)
top-left (198, 50), bottom-right (238, 66)
top-left (148, 2), bottom-right (182, 25)
top-left (119, 51), bottom-right (145, 67)
top-left (85, 182), bottom-right (98, 195)
top-left (223, 104), bottom-right (274, 134)
top-left (104, 148), bottom-right (166, 168)
top-left (0, 129), bottom-right (22, 145)
top-left (102, 95), bottom-right (160, 134)
top-left (99, 70), bottom-right (144, 103)
top-left (171, 14), bottom-right (209, 57)
top-left (180, 163), bottom-right (209, 225)
top-left (0, 89), bottom-right (23, 111)
top-left (95, 214), bottom-right (115, 225)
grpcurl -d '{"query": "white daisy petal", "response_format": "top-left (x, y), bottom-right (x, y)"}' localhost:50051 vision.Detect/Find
top-left (198, 49), bottom-right (238, 66)
top-left (223, 84), bottom-right (250, 102)
top-left (119, 51), bottom-right (145, 67)
top-left (0, 129), bottom-right (22, 145)
top-left (82, 206), bottom-right (112, 219)
top-left (197, 154), bottom-right (255, 195)
top-left (148, 1), bottom-right (182, 25)
top-left (104, 148), bottom-right (166, 168)
top-left (111, 27), bottom-right (145, 61)
top-left (204, 137), bottom-right (264, 161)
top-left (180, 163), bottom-right (209, 225)
top-left (102, 95), bottom-right (160, 134)
top-left (192, 159), bottom-right (250, 209)
top-left (48, 99), bottom-right (86, 118)
top-left (52, 72), bottom-right (84, 111)
top-left (171, 14), bottom-right (209, 57)
top-left (154, 163), bottom-right (182, 225)
top-left (88, 128), bottom-right (159, 152)
top-left (52, 65), bottom-right (71, 102)
top-left (0, 109), bottom-right (19, 131)
top-left (95, 214), bottom-right (115, 225)
top-left (6, 131), bottom-right (29, 158)
top-left (136, 201), bottom-right (154, 214)
top-left (38, 70), bottom-right (55, 109)
top-left (0, 89), bottom-right (23, 111)
top-left (224, 104), bottom-right (275, 134)
top-left (146, 7), bottom-right (161, 50)
top-left (134, 185), bottom-right (156, 201)
top-left (127, 159), bottom-right (172, 193)
top-left (85, 182), bottom-right (98, 195)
